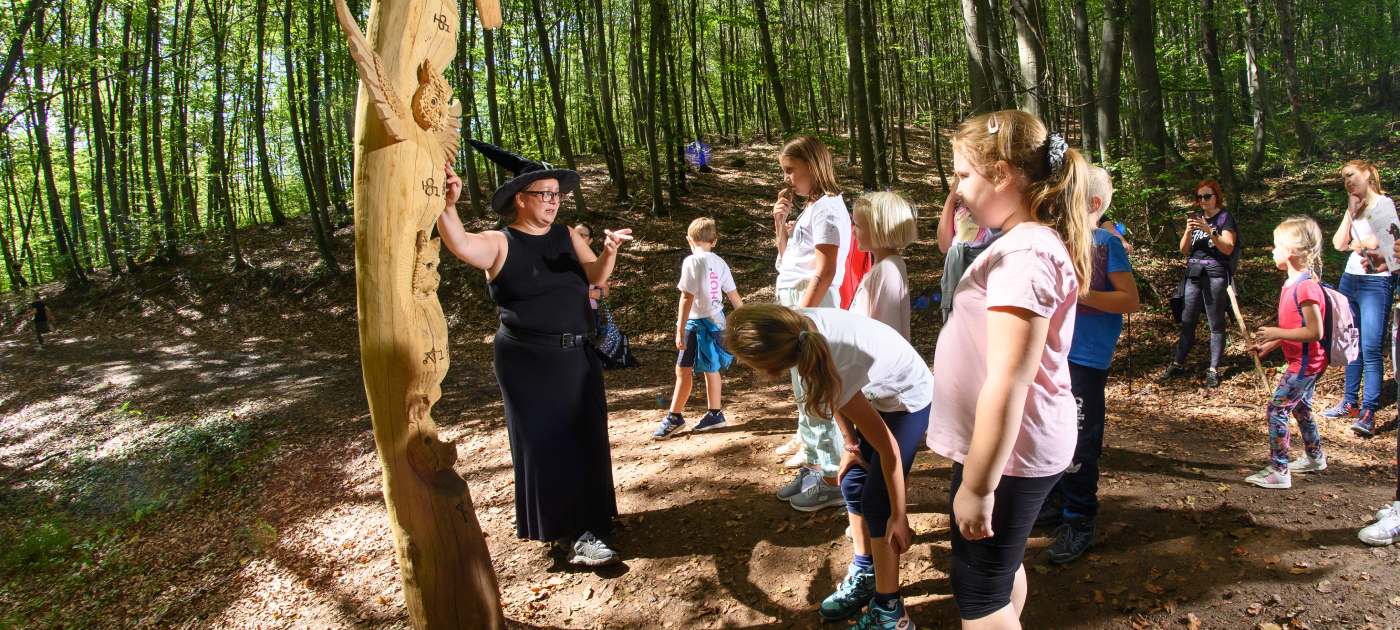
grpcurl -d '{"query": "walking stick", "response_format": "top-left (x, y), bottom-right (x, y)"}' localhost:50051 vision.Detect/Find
top-left (1126, 312), bottom-right (1134, 395)
top-left (1226, 281), bottom-right (1272, 393)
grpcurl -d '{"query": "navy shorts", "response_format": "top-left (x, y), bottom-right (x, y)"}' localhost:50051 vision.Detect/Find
top-left (839, 404), bottom-right (930, 537)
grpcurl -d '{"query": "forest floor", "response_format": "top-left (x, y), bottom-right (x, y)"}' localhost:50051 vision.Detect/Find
top-left (7, 124), bottom-right (1400, 629)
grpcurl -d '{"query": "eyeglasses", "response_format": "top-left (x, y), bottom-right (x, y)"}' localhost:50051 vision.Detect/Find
top-left (522, 190), bottom-right (565, 203)
top-left (1195, 193), bottom-right (1215, 201)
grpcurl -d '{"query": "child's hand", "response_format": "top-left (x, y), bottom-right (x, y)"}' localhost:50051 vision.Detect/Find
top-left (886, 513), bottom-right (912, 555)
top-left (837, 448), bottom-right (867, 484)
top-left (1249, 342), bottom-right (1273, 359)
top-left (953, 485), bottom-right (995, 541)
top-left (1255, 326), bottom-right (1283, 342)
top-left (675, 327), bottom-right (686, 350)
top-left (588, 285), bottom-right (603, 301)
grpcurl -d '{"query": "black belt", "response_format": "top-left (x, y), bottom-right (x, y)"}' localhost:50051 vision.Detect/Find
top-left (500, 325), bottom-right (590, 349)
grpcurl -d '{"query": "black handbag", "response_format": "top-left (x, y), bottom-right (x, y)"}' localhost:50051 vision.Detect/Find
top-left (1170, 272), bottom-right (1188, 324)
top-left (591, 299), bottom-right (640, 369)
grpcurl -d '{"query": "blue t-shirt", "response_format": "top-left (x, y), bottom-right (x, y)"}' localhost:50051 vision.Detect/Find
top-left (1069, 229), bottom-right (1133, 370)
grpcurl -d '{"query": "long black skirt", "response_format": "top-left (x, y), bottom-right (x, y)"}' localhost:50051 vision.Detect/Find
top-left (494, 330), bottom-right (617, 542)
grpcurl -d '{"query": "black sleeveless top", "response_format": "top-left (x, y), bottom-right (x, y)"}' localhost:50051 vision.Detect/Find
top-left (489, 224), bottom-right (592, 335)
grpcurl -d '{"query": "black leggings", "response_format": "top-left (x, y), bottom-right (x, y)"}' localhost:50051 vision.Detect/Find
top-left (1174, 264), bottom-right (1230, 369)
top-left (949, 464), bottom-right (1062, 620)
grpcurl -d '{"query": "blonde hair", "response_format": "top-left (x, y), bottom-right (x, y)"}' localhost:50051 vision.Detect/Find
top-left (853, 192), bottom-right (918, 251)
top-left (1086, 165), bottom-right (1114, 217)
top-left (724, 304), bottom-right (842, 420)
top-left (687, 217), bottom-right (718, 244)
top-left (780, 136), bottom-right (842, 199)
top-left (1343, 160), bottom-right (1386, 195)
top-left (951, 110), bottom-right (1093, 295)
top-left (1274, 215), bottom-right (1324, 276)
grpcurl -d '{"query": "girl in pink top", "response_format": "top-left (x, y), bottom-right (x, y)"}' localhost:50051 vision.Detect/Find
top-left (928, 110), bottom-right (1092, 628)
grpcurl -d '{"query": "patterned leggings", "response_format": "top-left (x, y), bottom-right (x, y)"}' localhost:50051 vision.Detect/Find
top-left (1267, 370), bottom-right (1322, 472)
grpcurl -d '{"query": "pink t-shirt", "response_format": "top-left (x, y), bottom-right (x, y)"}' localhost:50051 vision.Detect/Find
top-left (927, 222), bottom-right (1080, 478)
top-left (1277, 275), bottom-right (1327, 377)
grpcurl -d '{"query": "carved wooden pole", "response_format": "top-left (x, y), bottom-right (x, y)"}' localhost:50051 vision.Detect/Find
top-left (335, 0), bottom-right (504, 627)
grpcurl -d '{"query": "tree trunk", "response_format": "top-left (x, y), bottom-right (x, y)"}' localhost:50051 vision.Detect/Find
top-left (846, 0), bottom-right (876, 190)
top-left (1201, 0), bottom-right (1240, 207)
top-left (1008, 0), bottom-right (1050, 118)
top-left (59, 3), bottom-right (92, 270)
top-left (1125, 0), bottom-right (1168, 176)
top-left (528, 0), bottom-right (588, 216)
top-left (1274, 0), bottom-right (1317, 158)
top-left (1242, 0), bottom-right (1269, 185)
top-left (333, 0), bottom-right (505, 625)
top-left (960, 0), bottom-right (998, 113)
top-left (456, 14), bottom-right (483, 216)
top-left (1070, 0), bottom-right (1097, 160)
top-left (641, 0), bottom-right (664, 215)
top-left (592, 0), bottom-right (628, 199)
top-left (254, 0), bottom-right (286, 226)
top-left (26, 18), bottom-right (85, 283)
top-left (203, 0), bottom-right (247, 270)
top-left (753, 0), bottom-right (794, 132)
top-left (483, 28), bottom-right (504, 186)
top-left (284, 0), bottom-right (339, 272)
top-left (88, 0), bottom-right (121, 274)
top-left (1097, 0), bottom-right (1124, 160)
top-left (860, 0), bottom-right (888, 186)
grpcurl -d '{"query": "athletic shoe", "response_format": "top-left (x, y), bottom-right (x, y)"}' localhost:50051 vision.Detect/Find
top-left (652, 414), bottom-right (684, 440)
top-left (1352, 408), bottom-right (1376, 437)
top-left (775, 436), bottom-right (802, 455)
top-left (777, 467), bottom-right (817, 501)
top-left (1205, 369), bottom-right (1220, 388)
top-left (692, 410), bottom-right (727, 432)
top-left (1245, 467), bottom-right (1291, 489)
top-left (789, 481), bottom-right (845, 512)
top-left (1034, 500), bottom-right (1063, 528)
top-left (818, 564), bottom-right (875, 622)
top-left (563, 532), bottom-right (619, 566)
top-left (783, 450), bottom-right (808, 468)
top-left (1046, 520), bottom-right (1095, 564)
top-left (1376, 501), bottom-right (1400, 522)
top-left (851, 597), bottom-right (914, 630)
top-left (1287, 453), bottom-right (1328, 473)
top-left (1359, 503), bottom-right (1400, 546)
top-left (1320, 401), bottom-right (1359, 419)
top-left (1158, 363), bottom-right (1186, 382)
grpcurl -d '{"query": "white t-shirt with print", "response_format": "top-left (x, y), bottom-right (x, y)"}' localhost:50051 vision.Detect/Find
top-left (797, 307), bottom-right (932, 414)
top-left (1345, 195), bottom-right (1399, 276)
top-left (678, 251), bottom-right (737, 328)
top-left (776, 194), bottom-right (852, 290)
top-left (849, 255), bottom-right (911, 341)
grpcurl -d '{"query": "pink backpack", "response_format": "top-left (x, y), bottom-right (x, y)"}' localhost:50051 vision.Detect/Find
top-left (1293, 275), bottom-right (1358, 367)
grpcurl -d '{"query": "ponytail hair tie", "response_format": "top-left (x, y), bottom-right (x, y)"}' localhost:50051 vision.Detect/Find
top-left (1044, 132), bottom-right (1068, 176)
top-left (797, 330), bottom-right (809, 350)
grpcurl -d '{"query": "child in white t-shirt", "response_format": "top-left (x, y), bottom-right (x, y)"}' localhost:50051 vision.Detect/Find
top-left (851, 192), bottom-right (918, 340)
top-left (654, 218), bottom-right (744, 439)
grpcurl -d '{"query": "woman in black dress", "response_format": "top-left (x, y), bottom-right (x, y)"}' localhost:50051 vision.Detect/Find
top-left (436, 141), bottom-right (632, 566)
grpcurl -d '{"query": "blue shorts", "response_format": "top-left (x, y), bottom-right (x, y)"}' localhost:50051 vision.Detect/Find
top-left (676, 319), bottom-right (732, 373)
top-left (839, 404), bottom-right (930, 537)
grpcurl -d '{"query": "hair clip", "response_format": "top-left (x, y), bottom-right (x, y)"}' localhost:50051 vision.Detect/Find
top-left (986, 116), bottom-right (1001, 135)
top-left (796, 330), bottom-right (809, 350)
top-left (1044, 133), bottom-right (1068, 175)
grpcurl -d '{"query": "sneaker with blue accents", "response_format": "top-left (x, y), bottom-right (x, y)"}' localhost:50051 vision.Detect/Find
top-left (693, 410), bottom-right (727, 432)
top-left (852, 597), bottom-right (914, 629)
top-left (1320, 401), bottom-right (1359, 419)
top-left (1352, 408), bottom-right (1377, 437)
top-left (652, 413), bottom-right (684, 440)
top-left (1360, 501), bottom-right (1400, 546)
top-left (819, 564), bottom-right (875, 621)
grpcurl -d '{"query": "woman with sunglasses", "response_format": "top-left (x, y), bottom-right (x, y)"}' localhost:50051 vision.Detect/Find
top-left (437, 141), bottom-right (633, 568)
top-left (1162, 179), bottom-right (1237, 387)
top-left (1320, 161), bottom-right (1397, 435)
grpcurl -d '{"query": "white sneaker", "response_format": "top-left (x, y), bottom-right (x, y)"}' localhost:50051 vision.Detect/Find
top-left (1245, 467), bottom-right (1292, 489)
top-left (1360, 504), bottom-right (1400, 546)
top-left (1287, 454), bottom-right (1327, 473)
top-left (1376, 501), bottom-right (1400, 522)
top-left (783, 450), bottom-right (808, 468)
top-left (775, 436), bottom-right (802, 455)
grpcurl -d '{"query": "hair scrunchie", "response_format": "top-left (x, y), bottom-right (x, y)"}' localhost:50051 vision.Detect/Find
top-left (796, 330), bottom-right (809, 351)
top-left (1044, 132), bottom-right (1068, 176)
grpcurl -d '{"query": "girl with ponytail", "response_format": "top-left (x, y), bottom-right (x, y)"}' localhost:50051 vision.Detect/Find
top-left (1245, 217), bottom-right (1330, 490)
top-left (926, 110), bottom-right (1089, 628)
top-left (726, 304), bottom-right (932, 628)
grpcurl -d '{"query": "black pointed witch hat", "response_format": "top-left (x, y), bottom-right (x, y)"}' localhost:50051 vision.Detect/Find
top-left (469, 140), bottom-right (580, 215)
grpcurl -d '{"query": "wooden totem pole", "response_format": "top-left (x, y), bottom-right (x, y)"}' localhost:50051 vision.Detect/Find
top-left (335, 0), bottom-right (503, 627)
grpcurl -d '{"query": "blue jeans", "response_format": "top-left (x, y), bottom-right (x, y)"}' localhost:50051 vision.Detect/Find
top-left (1338, 272), bottom-right (1394, 411)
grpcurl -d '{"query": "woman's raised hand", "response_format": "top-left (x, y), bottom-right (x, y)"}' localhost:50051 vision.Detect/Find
top-left (442, 165), bottom-right (463, 215)
top-left (602, 228), bottom-right (634, 254)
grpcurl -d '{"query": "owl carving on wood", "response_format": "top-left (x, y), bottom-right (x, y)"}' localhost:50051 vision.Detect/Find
top-left (333, 0), bottom-right (463, 165)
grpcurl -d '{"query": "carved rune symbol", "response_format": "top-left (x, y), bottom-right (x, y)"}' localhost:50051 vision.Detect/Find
top-left (422, 177), bottom-right (438, 197)
top-left (422, 348), bottom-right (444, 365)
top-left (434, 14), bottom-right (449, 31)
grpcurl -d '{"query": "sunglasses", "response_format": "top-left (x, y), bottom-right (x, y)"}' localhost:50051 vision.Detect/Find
top-left (1195, 193), bottom-right (1215, 201)
top-left (523, 190), bottom-right (565, 203)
